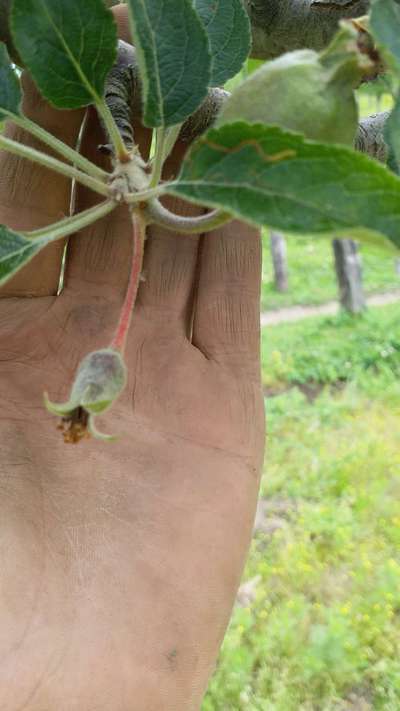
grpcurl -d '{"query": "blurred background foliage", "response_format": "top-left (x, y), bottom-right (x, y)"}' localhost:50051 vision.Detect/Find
top-left (205, 304), bottom-right (400, 708)
top-left (204, 76), bottom-right (400, 711)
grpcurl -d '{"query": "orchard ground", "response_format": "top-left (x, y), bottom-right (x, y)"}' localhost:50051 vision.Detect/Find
top-left (204, 266), bottom-right (400, 708)
top-left (261, 233), bottom-right (400, 312)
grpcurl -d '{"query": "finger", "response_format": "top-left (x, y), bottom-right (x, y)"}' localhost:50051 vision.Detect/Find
top-left (62, 108), bottom-right (135, 303)
top-left (0, 2), bottom-right (135, 301)
top-left (112, 4), bottom-right (133, 43)
top-left (64, 3), bottom-right (152, 303)
top-left (192, 221), bottom-right (262, 376)
top-left (0, 72), bottom-right (84, 298)
top-left (112, 3), bottom-right (203, 333)
top-left (67, 123), bottom-right (202, 341)
top-left (136, 145), bottom-right (203, 336)
top-left (67, 2), bottom-right (201, 335)
top-left (136, 205), bottom-right (202, 337)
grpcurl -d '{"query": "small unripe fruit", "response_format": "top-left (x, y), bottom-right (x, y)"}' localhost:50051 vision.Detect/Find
top-left (45, 349), bottom-right (127, 443)
top-left (218, 22), bottom-right (375, 146)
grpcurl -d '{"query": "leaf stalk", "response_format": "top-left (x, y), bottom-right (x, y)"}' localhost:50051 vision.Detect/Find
top-left (143, 198), bottom-right (232, 234)
top-left (0, 134), bottom-right (110, 197)
top-left (10, 114), bottom-right (108, 180)
top-left (97, 99), bottom-right (132, 164)
top-left (25, 200), bottom-right (116, 242)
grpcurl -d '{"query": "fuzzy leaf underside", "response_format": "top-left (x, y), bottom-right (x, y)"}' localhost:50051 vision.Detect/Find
top-left (193, 0), bottom-right (251, 86)
top-left (126, 0), bottom-right (211, 127)
top-left (10, 0), bottom-right (117, 109)
top-left (371, 0), bottom-right (400, 70)
top-left (0, 42), bottom-right (21, 120)
top-left (171, 123), bottom-right (400, 249)
top-left (0, 226), bottom-right (50, 285)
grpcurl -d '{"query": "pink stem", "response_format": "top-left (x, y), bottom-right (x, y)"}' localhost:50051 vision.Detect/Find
top-left (111, 213), bottom-right (146, 353)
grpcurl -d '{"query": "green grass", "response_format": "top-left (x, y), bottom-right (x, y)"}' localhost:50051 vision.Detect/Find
top-left (261, 302), bottom-right (400, 389)
top-left (261, 234), bottom-right (399, 312)
top-left (203, 302), bottom-right (400, 710)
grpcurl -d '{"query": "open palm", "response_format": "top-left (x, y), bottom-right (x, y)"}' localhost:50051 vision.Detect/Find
top-left (0, 11), bottom-right (264, 709)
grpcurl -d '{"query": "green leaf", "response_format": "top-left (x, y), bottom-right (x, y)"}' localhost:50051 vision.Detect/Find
top-left (193, 0), bottom-right (251, 86)
top-left (10, 0), bottom-right (117, 109)
top-left (370, 0), bottom-right (400, 70)
top-left (126, 0), bottom-right (211, 127)
top-left (0, 0), bottom-right (19, 64)
top-left (171, 122), bottom-right (400, 249)
top-left (0, 42), bottom-right (21, 120)
top-left (0, 225), bottom-right (49, 286)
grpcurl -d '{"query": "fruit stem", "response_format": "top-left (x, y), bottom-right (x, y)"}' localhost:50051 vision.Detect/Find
top-left (111, 212), bottom-right (146, 353)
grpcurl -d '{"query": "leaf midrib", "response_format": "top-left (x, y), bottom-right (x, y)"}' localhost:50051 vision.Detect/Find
top-left (135, 0), bottom-right (164, 123)
top-left (36, 0), bottom-right (102, 103)
top-left (0, 237), bottom-right (42, 262)
top-left (174, 176), bottom-right (400, 232)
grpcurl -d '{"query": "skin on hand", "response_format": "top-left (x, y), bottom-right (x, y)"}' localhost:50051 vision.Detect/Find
top-left (0, 7), bottom-right (265, 710)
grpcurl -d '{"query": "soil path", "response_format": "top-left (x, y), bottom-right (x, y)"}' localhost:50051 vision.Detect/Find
top-left (260, 290), bottom-right (400, 327)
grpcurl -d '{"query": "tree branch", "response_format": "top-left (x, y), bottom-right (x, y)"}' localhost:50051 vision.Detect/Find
top-left (0, 0), bottom-right (371, 67)
top-left (245, 0), bottom-right (371, 59)
top-left (105, 41), bottom-right (391, 170)
top-left (355, 110), bottom-right (390, 162)
top-left (1, 2), bottom-right (388, 169)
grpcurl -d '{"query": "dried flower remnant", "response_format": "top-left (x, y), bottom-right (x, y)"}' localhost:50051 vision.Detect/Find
top-left (56, 407), bottom-right (91, 445)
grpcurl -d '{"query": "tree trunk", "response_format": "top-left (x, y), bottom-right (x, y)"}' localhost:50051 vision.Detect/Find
top-left (355, 112), bottom-right (390, 164)
top-left (270, 231), bottom-right (288, 292)
top-left (333, 238), bottom-right (366, 314)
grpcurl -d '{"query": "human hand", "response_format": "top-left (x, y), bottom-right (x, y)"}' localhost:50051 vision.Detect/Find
top-left (0, 8), bottom-right (264, 709)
